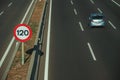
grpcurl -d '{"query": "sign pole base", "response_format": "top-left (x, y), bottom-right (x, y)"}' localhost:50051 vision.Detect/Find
top-left (22, 42), bottom-right (24, 65)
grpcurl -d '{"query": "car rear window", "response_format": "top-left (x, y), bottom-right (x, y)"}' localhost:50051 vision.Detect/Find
top-left (92, 16), bottom-right (103, 19)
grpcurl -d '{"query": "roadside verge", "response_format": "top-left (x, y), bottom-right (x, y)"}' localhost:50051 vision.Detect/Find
top-left (6, 0), bottom-right (45, 80)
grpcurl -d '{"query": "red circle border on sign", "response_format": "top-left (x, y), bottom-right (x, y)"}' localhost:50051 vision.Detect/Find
top-left (13, 24), bottom-right (32, 42)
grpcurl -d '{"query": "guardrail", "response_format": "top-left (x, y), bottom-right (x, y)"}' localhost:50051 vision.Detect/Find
top-left (26, 0), bottom-right (48, 80)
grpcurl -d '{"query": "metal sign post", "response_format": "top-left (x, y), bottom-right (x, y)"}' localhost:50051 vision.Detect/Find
top-left (22, 42), bottom-right (24, 65)
top-left (13, 24), bottom-right (32, 65)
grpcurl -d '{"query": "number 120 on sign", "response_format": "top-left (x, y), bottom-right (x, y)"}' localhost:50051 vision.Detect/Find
top-left (17, 30), bottom-right (29, 36)
top-left (14, 24), bottom-right (32, 42)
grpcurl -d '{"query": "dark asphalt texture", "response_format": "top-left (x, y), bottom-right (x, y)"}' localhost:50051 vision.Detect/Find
top-left (47, 0), bottom-right (120, 80)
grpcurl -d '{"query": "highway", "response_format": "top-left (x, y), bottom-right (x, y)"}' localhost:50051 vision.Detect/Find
top-left (42, 0), bottom-right (120, 80)
top-left (0, 0), bottom-right (35, 79)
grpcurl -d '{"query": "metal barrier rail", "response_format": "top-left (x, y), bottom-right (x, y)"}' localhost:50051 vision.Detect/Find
top-left (26, 0), bottom-right (48, 80)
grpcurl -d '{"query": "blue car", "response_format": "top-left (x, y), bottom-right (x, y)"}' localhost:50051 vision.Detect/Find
top-left (89, 13), bottom-right (105, 27)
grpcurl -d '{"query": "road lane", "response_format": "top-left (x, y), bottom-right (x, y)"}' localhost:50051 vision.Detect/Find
top-left (93, 0), bottom-right (120, 30)
top-left (111, 0), bottom-right (120, 7)
top-left (73, 0), bottom-right (120, 80)
top-left (0, 0), bottom-right (13, 11)
top-left (46, 0), bottom-right (114, 80)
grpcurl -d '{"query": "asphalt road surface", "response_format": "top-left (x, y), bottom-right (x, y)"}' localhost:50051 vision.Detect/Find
top-left (44, 0), bottom-right (120, 80)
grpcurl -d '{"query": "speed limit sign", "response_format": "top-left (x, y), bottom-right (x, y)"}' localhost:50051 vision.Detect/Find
top-left (13, 24), bottom-right (32, 42)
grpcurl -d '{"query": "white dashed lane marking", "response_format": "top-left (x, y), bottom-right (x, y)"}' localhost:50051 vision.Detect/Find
top-left (108, 20), bottom-right (117, 30)
top-left (71, 0), bottom-right (74, 5)
top-left (97, 8), bottom-right (103, 13)
top-left (87, 42), bottom-right (97, 61)
top-left (8, 2), bottom-right (13, 7)
top-left (111, 0), bottom-right (120, 7)
top-left (79, 22), bottom-right (84, 31)
top-left (90, 0), bottom-right (95, 4)
top-left (74, 8), bottom-right (78, 15)
top-left (0, 11), bottom-right (4, 15)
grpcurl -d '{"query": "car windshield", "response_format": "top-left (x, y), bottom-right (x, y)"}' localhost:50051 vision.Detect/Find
top-left (92, 16), bottom-right (103, 19)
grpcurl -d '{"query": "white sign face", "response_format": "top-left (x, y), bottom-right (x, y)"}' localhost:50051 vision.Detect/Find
top-left (16, 26), bottom-right (30, 40)
top-left (14, 24), bottom-right (32, 42)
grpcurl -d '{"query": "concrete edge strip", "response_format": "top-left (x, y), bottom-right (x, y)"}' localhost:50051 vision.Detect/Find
top-left (44, 0), bottom-right (52, 80)
top-left (1, 42), bottom-right (20, 80)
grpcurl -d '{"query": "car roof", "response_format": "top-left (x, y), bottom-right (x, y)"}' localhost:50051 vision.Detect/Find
top-left (90, 13), bottom-right (104, 17)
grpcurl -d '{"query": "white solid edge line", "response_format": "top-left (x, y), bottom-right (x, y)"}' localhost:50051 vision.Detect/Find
top-left (74, 8), bottom-right (77, 15)
top-left (0, 0), bottom-right (35, 68)
top-left (87, 42), bottom-right (97, 61)
top-left (90, 0), bottom-right (95, 4)
top-left (44, 0), bottom-right (52, 80)
top-left (71, 0), bottom-right (74, 5)
top-left (21, 0), bottom-right (34, 24)
top-left (0, 37), bottom-right (15, 67)
top-left (108, 20), bottom-right (117, 30)
top-left (8, 2), bottom-right (13, 7)
top-left (111, 0), bottom-right (120, 7)
top-left (97, 8), bottom-right (103, 13)
top-left (79, 22), bottom-right (84, 31)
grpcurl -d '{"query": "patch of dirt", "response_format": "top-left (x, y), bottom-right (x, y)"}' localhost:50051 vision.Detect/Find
top-left (6, 0), bottom-right (45, 80)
